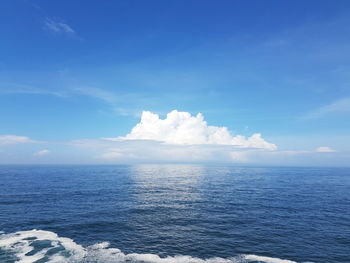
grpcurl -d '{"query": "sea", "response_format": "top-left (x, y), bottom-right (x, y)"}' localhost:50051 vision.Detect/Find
top-left (0, 165), bottom-right (349, 263)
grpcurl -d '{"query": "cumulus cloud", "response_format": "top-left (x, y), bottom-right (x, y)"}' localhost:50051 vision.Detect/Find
top-left (0, 135), bottom-right (34, 145)
top-left (34, 149), bottom-right (50, 156)
top-left (113, 110), bottom-right (277, 150)
top-left (316, 146), bottom-right (336, 152)
top-left (94, 110), bottom-right (276, 163)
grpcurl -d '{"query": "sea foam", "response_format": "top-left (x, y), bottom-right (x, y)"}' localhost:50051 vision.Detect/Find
top-left (0, 230), bottom-right (308, 263)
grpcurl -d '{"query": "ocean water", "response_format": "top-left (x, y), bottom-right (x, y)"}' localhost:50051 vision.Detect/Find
top-left (0, 165), bottom-right (349, 263)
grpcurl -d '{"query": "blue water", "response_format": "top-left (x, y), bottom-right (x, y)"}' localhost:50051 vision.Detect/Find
top-left (0, 165), bottom-right (349, 263)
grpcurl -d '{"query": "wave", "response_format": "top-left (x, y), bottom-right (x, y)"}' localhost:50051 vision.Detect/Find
top-left (0, 230), bottom-right (308, 263)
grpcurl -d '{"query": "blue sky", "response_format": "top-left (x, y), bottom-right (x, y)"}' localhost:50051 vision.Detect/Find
top-left (1, 0), bottom-right (350, 165)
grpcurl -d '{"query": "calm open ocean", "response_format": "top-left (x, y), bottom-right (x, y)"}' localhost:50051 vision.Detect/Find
top-left (0, 165), bottom-right (349, 263)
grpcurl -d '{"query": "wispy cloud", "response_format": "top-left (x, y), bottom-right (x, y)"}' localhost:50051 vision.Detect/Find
top-left (0, 82), bottom-right (140, 117)
top-left (0, 135), bottom-right (35, 145)
top-left (34, 149), bottom-right (50, 156)
top-left (303, 97), bottom-right (350, 119)
top-left (72, 87), bottom-right (144, 117)
top-left (44, 18), bottom-right (77, 37)
top-left (73, 87), bottom-right (119, 103)
top-left (0, 83), bottom-right (66, 97)
top-left (113, 108), bottom-right (141, 117)
top-left (316, 146), bottom-right (336, 153)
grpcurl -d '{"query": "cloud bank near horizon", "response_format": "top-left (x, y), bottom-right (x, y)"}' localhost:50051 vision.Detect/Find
top-left (0, 109), bottom-right (345, 165)
top-left (111, 110), bottom-right (277, 150)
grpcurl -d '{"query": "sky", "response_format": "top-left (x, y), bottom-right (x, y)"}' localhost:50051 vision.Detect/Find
top-left (0, 0), bottom-right (350, 166)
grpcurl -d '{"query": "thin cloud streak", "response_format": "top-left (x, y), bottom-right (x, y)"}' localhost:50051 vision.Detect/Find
top-left (0, 135), bottom-right (35, 145)
top-left (43, 18), bottom-right (83, 40)
top-left (34, 149), bottom-right (50, 156)
top-left (303, 97), bottom-right (350, 119)
top-left (0, 83), bottom-right (66, 97)
top-left (0, 82), bottom-right (140, 117)
top-left (72, 87), bottom-right (119, 103)
top-left (316, 146), bottom-right (336, 153)
top-left (44, 18), bottom-right (75, 35)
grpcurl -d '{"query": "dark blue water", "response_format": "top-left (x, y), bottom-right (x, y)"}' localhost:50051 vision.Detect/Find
top-left (0, 165), bottom-right (349, 263)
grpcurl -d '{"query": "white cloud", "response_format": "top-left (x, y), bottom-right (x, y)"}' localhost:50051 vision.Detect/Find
top-left (114, 110), bottom-right (277, 150)
top-left (34, 149), bottom-right (50, 156)
top-left (316, 146), bottom-right (336, 152)
top-left (44, 18), bottom-right (76, 36)
top-left (0, 135), bottom-right (34, 145)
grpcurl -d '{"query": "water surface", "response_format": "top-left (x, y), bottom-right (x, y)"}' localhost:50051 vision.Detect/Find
top-left (0, 165), bottom-right (349, 262)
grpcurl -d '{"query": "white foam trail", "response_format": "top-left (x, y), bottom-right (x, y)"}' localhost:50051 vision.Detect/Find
top-left (0, 230), bottom-right (310, 263)
top-left (0, 229), bottom-right (85, 263)
top-left (244, 255), bottom-right (297, 263)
